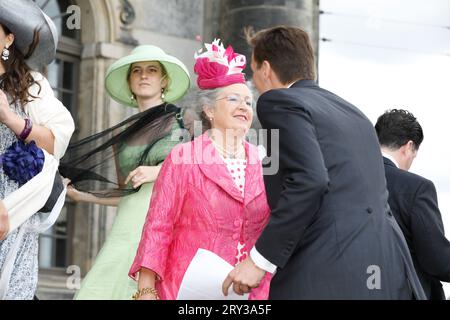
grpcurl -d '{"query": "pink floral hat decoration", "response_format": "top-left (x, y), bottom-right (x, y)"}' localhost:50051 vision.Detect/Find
top-left (194, 39), bottom-right (246, 90)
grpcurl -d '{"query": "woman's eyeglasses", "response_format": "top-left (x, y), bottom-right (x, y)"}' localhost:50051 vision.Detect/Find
top-left (216, 94), bottom-right (253, 108)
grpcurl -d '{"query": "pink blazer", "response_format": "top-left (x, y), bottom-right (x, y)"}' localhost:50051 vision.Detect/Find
top-left (129, 133), bottom-right (271, 299)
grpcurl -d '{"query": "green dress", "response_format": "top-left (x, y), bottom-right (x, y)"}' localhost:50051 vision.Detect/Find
top-left (75, 118), bottom-right (184, 300)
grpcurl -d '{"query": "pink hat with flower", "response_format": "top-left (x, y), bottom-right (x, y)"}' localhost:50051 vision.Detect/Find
top-left (194, 39), bottom-right (246, 90)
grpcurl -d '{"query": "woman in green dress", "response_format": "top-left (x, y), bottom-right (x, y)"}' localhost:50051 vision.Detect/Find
top-left (61, 45), bottom-right (192, 299)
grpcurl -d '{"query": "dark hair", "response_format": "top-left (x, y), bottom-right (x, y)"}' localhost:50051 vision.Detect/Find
top-left (0, 23), bottom-right (41, 107)
top-left (375, 109), bottom-right (424, 151)
top-left (245, 25), bottom-right (316, 84)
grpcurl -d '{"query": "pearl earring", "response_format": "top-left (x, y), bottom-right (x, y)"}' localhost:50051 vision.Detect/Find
top-left (2, 47), bottom-right (10, 61)
top-left (161, 89), bottom-right (166, 100)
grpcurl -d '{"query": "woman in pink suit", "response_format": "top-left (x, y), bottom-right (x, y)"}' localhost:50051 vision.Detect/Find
top-left (129, 39), bottom-right (271, 300)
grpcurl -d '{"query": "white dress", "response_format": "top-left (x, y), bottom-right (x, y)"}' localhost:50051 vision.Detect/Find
top-left (0, 101), bottom-right (41, 300)
top-left (0, 72), bottom-right (74, 300)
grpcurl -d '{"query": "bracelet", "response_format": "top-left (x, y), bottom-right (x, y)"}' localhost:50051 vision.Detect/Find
top-left (132, 287), bottom-right (160, 300)
top-left (19, 118), bottom-right (33, 141)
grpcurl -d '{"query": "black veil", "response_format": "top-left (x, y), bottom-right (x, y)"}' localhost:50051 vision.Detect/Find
top-left (59, 103), bottom-right (185, 198)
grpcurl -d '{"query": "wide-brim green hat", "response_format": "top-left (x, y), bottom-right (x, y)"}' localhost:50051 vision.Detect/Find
top-left (105, 45), bottom-right (190, 107)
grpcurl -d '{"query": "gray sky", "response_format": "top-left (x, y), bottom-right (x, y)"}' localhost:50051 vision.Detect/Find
top-left (319, 0), bottom-right (450, 296)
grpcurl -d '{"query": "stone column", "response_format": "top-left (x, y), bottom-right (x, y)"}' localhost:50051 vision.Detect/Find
top-left (205, 0), bottom-right (320, 77)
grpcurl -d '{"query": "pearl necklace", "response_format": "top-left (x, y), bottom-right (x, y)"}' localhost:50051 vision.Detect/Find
top-left (210, 138), bottom-right (245, 159)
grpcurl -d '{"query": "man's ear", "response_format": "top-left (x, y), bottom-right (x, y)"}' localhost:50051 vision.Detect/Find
top-left (263, 60), bottom-right (284, 87)
top-left (406, 140), bottom-right (417, 154)
top-left (262, 60), bottom-right (271, 79)
top-left (399, 141), bottom-right (413, 156)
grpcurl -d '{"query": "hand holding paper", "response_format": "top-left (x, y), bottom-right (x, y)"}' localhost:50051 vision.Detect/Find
top-left (222, 255), bottom-right (266, 297)
top-left (177, 249), bottom-right (249, 300)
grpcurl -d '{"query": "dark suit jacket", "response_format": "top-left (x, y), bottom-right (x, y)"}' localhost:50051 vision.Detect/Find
top-left (256, 79), bottom-right (426, 299)
top-left (383, 157), bottom-right (450, 299)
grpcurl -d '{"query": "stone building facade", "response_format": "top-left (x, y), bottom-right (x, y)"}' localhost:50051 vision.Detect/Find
top-left (34, 0), bottom-right (320, 299)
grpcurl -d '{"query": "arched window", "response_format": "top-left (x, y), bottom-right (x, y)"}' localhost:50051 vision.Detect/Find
top-left (36, 0), bottom-right (81, 271)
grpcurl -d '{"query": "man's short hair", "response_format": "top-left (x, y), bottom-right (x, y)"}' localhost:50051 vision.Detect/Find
top-left (245, 25), bottom-right (316, 84)
top-left (375, 109), bottom-right (424, 150)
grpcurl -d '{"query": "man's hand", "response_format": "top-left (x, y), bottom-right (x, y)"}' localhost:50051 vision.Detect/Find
top-left (0, 200), bottom-right (10, 241)
top-left (222, 256), bottom-right (266, 296)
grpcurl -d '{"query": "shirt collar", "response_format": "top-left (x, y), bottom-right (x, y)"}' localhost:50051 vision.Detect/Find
top-left (382, 152), bottom-right (399, 168)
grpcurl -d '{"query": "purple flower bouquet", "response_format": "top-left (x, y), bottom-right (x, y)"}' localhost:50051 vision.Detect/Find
top-left (0, 141), bottom-right (45, 186)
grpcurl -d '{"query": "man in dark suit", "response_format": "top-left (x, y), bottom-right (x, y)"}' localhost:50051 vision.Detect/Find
top-left (375, 109), bottom-right (450, 300)
top-left (223, 26), bottom-right (425, 299)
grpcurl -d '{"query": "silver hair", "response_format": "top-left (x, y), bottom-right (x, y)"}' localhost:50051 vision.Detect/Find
top-left (196, 87), bottom-right (222, 112)
top-left (195, 87), bottom-right (223, 130)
